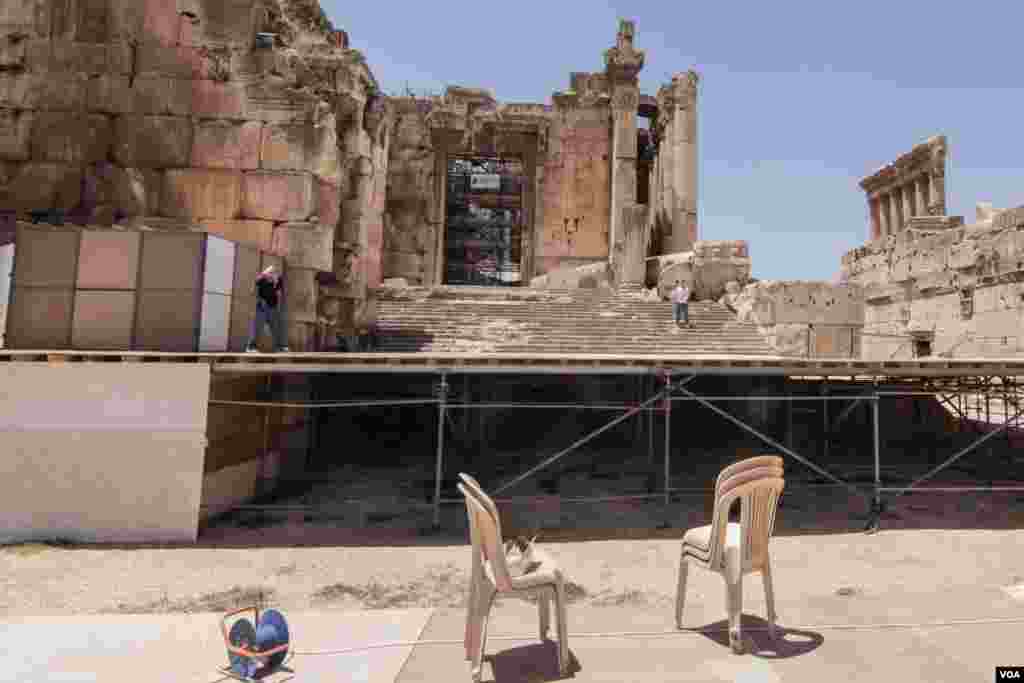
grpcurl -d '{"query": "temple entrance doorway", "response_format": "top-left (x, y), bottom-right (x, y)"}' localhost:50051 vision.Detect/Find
top-left (444, 156), bottom-right (525, 286)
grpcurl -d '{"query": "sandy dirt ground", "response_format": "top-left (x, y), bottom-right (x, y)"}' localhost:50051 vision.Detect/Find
top-left (4, 526), bottom-right (1024, 619)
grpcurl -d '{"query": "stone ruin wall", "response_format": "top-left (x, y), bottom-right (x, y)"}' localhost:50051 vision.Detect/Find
top-left (648, 240), bottom-right (752, 301)
top-left (839, 135), bottom-right (1024, 360)
top-left (842, 205), bottom-right (1024, 359)
top-left (0, 0), bottom-right (390, 351)
top-left (728, 280), bottom-right (864, 358)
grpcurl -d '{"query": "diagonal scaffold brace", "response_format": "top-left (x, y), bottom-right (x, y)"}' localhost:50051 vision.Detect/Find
top-left (492, 372), bottom-right (697, 497)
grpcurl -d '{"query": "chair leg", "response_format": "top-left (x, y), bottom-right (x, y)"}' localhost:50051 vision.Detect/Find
top-left (539, 590), bottom-right (551, 640)
top-left (762, 557), bottom-right (777, 641)
top-left (470, 588), bottom-right (494, 682)
top-left (675, 555), bottom-right (689, 630)
top-left (555, 580), bottom-right (570, 676)
top-left (726, 576), bottom-right (743, 654)
top-left (464, 580), bottom-right (478, 660)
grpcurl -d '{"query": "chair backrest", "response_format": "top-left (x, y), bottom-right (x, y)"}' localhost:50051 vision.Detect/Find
top-left (457, 482), bottom-right (514, 591)
top-left (707, 456), bottom-right (784, 571)
top-left (459, 473), bottom-right (497, 514)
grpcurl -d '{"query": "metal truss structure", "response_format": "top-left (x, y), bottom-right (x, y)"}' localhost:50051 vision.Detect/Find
top-left (3, 351), bottom-right (1021, 534)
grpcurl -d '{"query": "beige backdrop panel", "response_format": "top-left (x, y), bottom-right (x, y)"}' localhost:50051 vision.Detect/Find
top-left (0, 364), bottom-right (210, 543)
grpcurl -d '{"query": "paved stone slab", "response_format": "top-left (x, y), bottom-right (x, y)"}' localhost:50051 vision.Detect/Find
top-left (1, 609), bottom-right (433, 683)
top-left (391, 602), bottom-right (1015, 683)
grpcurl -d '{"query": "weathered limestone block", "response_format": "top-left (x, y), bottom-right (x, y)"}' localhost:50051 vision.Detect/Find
top-left (48, 41), bottom-right (110, 74)
top-left (530, 261), bottom-right (614, 290)
top-left (27, 73), bottom-right (90, 111)
top-left (161, 169), bottom-right (242, 219)
top-left (192, 0), bottom-right (258, 46)
top-left (0, 162), bottom-right (82, 211)
top-left (650, 241), bottom-right (751, 301)
top-left (0, 0), bottom-right (53, 36)
top-left (0, 74), bottom-right (33, 109)
top-left (112, 116), bottom-right (193, 168)
top-left (128, 77), bottom-right (194, 117)
top-left (316, 179), bottom-right (341, 229)
top-left (141, 0), bottom-right (182, 46)
top-left (733, 281), bottom-right (864, 327)
top-left (615, 204), bottom-right (650, 285)
top-left (191, 80), bottom-right (247, 119)
top-left (270, 223), bottom-right (332, 271)
top-left (283, 266), bottom-right (317, 323)
top-left (241, 171), bottom-right (315, 222)
top-left (260, 123), bottom-right (310, 171)
top-left (135, 43), bottom-right (198, 80)
top-left (80, 162), bottom-right (147, 220)
top-left (199, 219), bottom-right (274, 251)
top-left (381, 250), bottom-right (425, 285)
top-left (764, 323), bottom-right (811, 357)
top-left (30, 112), bottom-right (111, 164)
top-left (0, 37), bottom-right (27, 71)
top-left (0, 108), bottom-right (32, 161)
top-left (191, 120), bottom-right (262, 170)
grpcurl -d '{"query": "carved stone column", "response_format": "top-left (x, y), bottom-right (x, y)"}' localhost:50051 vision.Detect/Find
top-left (616, 204), bottom-right (650, 285)
top-left (655, 70), bottom-right (699, 254)
top-left (902, 184), bottom-right (915, 223)
top-left (928, 137), bottom-right (948, 216)
top-left (879, 194), bottom-right (891, 238)
top-left (604, 20), bottom-right (644, 263)
top-left (869, 197), bottom-right (882, 241)
top-left (918, 175), bottom-right (931, 215)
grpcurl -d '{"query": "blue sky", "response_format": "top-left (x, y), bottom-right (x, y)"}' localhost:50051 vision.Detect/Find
top-left (322, 1), bottom-right (1023, 281)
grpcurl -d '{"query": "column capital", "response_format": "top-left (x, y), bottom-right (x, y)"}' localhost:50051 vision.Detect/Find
top-left (604, 20), bottom-right (645, 81)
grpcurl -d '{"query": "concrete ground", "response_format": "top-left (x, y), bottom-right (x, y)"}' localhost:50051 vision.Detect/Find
top-left (4, 529), bottom-right (1024, 682)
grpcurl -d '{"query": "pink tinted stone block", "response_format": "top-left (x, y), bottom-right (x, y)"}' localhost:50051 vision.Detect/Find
top-left (191, 120), bottom-right (261, 170)
top-left (162, 169), bottom-right (242, 220)
top-left (141, 0), bottom-right (178, 46)
top-left (317, 180), bottom-right (341, 228)
top-left (241, 172), bottom-right (314, 222)
top-left (191, 80), bottom-right (245, 119)
top-left (178, 13), bottom-right (200, 46)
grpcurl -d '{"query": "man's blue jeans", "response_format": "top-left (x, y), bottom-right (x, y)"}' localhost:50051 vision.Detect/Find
top-left (673, 302), bottom-right (689, 324)
top-left (246, 300), bottom-right (286, 350)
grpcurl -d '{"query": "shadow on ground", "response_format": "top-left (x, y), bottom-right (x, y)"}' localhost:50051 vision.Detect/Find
top-left (698, 615), bottom-right (824, 659)
top-left (486, 641), bottom-right (582, 683)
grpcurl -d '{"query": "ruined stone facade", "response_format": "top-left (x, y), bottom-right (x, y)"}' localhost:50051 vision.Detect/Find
top-left (0, 0), bottom-right (389, 350)
top-left (861, 136), bottom-right (952, 241)
top-left (843, 202), bottom-right (1024, 359)
top-left (2, 9), bottom-right (718, 353)
top-left (730, 281), bottom-right (864, 358)
top-left (838, 136), bottom-right (1024, 359)
top-left (383, 21), bottom-right (699, 290)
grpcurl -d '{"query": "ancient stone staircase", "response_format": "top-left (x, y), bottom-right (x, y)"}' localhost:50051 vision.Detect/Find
top-left (373, 286), bottom-right (774, 355)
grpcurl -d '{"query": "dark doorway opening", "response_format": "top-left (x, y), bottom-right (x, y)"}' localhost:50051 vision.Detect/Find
top-left (444, 156), bottom-right (525, 286)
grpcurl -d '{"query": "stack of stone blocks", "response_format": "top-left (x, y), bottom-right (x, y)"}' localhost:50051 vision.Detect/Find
top-left (0, 0), bottom-right (390, 352)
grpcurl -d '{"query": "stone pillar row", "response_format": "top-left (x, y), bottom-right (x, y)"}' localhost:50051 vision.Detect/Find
top-left (868, 170), bottom-right (941, 240)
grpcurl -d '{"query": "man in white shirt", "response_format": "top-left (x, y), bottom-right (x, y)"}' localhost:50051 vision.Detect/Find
top-left (670, 280), bottom-right (694, 328)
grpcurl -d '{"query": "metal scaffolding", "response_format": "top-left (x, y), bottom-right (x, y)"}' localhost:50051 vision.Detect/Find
top-left (194, 360), bottom-right (1024, 534)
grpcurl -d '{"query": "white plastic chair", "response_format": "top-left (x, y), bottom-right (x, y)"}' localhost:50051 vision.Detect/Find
top-left (675, 455), bottom-right (785, 654)
top-left (458, 474), bottom-right (570, 682)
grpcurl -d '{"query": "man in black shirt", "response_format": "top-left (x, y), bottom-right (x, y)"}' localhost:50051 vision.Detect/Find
top-left (245, 266), bottom-right (290, 352)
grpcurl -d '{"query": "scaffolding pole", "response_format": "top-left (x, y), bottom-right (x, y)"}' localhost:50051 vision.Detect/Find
top-left (433, 373), bottom-right (449, 528)
top-left (870, 391), bottom-right (882, 532)
top-left (885, 406), bottom-right (1024, 499)
top-left (492, 374), bottom-right (696, 496)
top-left (664, 372), bottom-right (672, 505)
